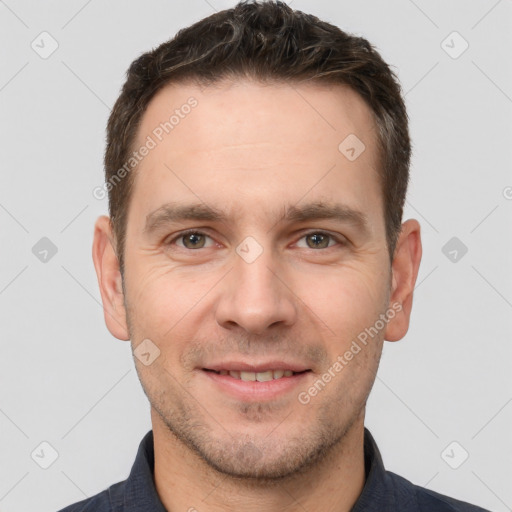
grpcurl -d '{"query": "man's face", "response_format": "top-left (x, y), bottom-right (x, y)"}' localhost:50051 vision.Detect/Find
top-left (120, 79), bottom-right (393, 479)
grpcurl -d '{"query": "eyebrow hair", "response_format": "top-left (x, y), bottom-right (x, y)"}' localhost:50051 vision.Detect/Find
top-left (144, 202), bottom-right (226, 234)
top-left (144, 200), bottom-right (371, 236)
top-left (284, 203), bottom-right (369, 234)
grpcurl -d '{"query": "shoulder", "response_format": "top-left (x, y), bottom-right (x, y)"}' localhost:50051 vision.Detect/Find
top-left (56, 480), bottom-right (125, 512)
top-left (386, 470), bottom-right (491, 511)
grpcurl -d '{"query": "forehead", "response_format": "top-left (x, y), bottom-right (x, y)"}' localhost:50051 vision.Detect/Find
top-left (129, 78), bottom-right (383, 230)
top-left (136, 78), bottom-right (378, 159)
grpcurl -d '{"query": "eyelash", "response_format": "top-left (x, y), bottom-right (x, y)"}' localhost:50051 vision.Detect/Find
top-left (166, 229), bottom-right (346, 251)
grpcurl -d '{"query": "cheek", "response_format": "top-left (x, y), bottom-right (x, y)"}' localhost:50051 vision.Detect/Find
top-left (125, 262), bottom-right (219, 338)
top-left (298, 267), bottom-right (387, 337)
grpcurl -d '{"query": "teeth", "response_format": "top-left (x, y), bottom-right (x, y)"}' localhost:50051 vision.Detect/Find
top-left (255, 370), bottom-right (273, 382)
top-left (218, 369), bottom-right (300, 381)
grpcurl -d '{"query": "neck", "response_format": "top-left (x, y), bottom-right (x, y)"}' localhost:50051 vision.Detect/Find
top-left (152, 409), bottom-right (366, 512)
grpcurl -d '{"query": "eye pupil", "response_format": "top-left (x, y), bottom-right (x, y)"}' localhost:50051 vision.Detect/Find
top-left (183, 233), bottom-right (205, 249)
top-left (307, 233), bottom-right (329, 249)
top-left (175, 232), bottom-right (336, 250)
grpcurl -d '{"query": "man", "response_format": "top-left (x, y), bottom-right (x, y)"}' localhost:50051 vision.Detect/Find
top-left (58, 1), bottom-right (490, 511)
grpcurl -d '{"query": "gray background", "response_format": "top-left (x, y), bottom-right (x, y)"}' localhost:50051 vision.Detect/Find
top-left (1, 1), bottom-right (511, 511)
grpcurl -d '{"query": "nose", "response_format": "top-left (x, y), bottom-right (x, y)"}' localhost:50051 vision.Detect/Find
top-left (214, 245), bottom-right (298, 335)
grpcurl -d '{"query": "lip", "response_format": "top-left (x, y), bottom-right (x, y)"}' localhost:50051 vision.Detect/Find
top-left (202, 361), bottom-right (311, 373)
top-left (200, 368), bottom-right (312, 402)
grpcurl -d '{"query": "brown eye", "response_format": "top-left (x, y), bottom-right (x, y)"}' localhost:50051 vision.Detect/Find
top-left (180, 232), bottom-right (207, 249)
top-left (304, 232), bottom-right (332, 249)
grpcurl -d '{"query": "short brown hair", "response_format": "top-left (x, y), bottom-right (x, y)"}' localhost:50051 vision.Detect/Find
top-left (105, 0), bottom-right (410, 276)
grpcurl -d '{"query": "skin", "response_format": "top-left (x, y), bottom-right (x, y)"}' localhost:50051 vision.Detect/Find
top-left (92, 79), bottom-right (422, 512)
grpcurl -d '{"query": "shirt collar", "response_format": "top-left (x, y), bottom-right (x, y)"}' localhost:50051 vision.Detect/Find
top-left (121, 427), bottom-right (392, 511)
top-left (120, 430), bottom-right (167, 512)
top-left (350, 427), bottom-right (399, 510)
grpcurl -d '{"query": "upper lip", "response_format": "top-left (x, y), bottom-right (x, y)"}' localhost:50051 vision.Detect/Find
top-left (202, 361), bottom-right (311, 373)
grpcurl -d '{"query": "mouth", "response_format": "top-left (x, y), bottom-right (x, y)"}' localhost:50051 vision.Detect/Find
top-left (202, 368), bottom-right (311, 381)
top-left (200, 366), bottom-right (312, 402)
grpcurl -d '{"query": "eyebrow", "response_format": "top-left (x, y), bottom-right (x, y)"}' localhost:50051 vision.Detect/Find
top-left (144, 200), bottom-right (371, 236)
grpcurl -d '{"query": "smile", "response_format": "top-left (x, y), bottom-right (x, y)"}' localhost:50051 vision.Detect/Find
top-left (201, 368), bottom-right (312, 401)
top-left (204, 368), bottom-right (310, 381)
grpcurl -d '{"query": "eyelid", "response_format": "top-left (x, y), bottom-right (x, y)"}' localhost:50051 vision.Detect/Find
top-left (167, 228), bottom-right (217, 248)
top-left (166, 228), bottom-right (347, 250)
top-left (294, 230), bottom-right (347, 248)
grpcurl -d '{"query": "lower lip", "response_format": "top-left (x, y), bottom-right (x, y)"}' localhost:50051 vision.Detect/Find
top-left (201, 370), bottom-right (311, 401)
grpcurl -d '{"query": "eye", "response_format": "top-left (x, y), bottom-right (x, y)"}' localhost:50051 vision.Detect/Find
top-left (166, 230), bottom-right (345, 251)
top-left (296, 231), bottom-right (344, 250)
top-left (170, 230), bottom-right (215, 250)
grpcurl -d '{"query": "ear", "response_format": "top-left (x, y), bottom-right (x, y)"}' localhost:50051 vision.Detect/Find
top-left (384, 219), bottom-right (422, 342)
top-left (92, 215), bottom-right (130, 341)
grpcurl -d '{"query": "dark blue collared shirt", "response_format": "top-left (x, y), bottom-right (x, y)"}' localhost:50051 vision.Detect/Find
top-left (57, 428), bottom-right (490, 511)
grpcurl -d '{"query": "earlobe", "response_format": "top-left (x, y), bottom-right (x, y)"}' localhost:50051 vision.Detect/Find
top-left (92, 215), bottom-right (130, 341)
top-left (384, 219), bottom-right (422, 342)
